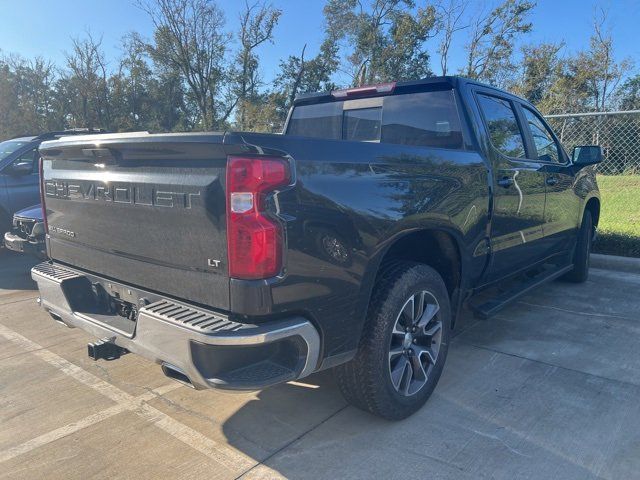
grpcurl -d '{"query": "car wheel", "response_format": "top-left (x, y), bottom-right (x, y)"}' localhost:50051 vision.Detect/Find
top-left (335, 261), bottom-right (451, 420)
top-left (562, 210), bottom-right (593, 283)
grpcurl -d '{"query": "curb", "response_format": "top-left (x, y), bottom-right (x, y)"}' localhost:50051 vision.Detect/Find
top-left (591, 253), bottom-right (640, 274)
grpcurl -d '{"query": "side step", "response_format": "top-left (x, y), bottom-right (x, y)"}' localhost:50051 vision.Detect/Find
top-left (470, 264), bottom-right (573, 320)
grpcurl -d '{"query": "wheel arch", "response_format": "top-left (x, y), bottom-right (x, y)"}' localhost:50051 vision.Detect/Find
top-left (584, 196), bottom-right (600, 228)
top-left (357, 227), bottom-right (466, 333)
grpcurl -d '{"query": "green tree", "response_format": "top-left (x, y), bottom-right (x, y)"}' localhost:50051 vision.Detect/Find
top-left (276, 40), bottom-right (338, 103)
top-left (324, 0), bottom-right (437, 86)
top-left (0, 54), bottom-right (64, 137)
top-left (138, 0), bottom-right (231, 130)
top-left (577, 9), bottom-right (632, 112)
top-left (233, 1), bottom-right (281, 130)
top-left (463, 0), bottom-right (535, 86)
top-left (110, 34), bottom-right (158, 131)
top-left (615, 75), bottom-right (640, 110)
top-left (511, 42), bottom-right (563, 107)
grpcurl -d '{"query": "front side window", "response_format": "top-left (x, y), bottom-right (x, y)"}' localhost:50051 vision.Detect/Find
top-left (523, 107), bottom-right (561, 163)
top-left (382, 90), bottom-right (464, 149)
top-left (477, 94), bottom-right (526, 159)
top-left (287, 101), bottom-right (342, 139)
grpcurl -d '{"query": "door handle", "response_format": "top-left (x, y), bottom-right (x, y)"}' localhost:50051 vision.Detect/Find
top-left (497, 176), bottom-right (514, 188)
top-left (546, 176), bottom-right (558, 186)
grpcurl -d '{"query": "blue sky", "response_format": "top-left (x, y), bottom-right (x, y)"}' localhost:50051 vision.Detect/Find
top-left (0, 0), bottom-right (638, 84)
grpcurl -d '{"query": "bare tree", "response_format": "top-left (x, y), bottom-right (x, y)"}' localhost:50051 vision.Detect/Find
top-left (285, 44), bottom-right (307, 108)
top-left (463, 0), bottom-right (534, 85)
top-left (64, 32), bottom-right (110, 128)
top-left (585, 8), bottom-right (632, 112)
top-left (234, 1), bottom-right (281, 129)
top-left (436, 0), bottom-right (468, 76)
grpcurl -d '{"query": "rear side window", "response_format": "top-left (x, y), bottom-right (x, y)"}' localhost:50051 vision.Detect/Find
top-left (287, 101), bottom-right (342, 139)
top-left (287, 89), bottom-right (464, 150)
top-left (476, 94), bottom-right (526, 159)
top-left (382, 90), bottom-right (463, 149)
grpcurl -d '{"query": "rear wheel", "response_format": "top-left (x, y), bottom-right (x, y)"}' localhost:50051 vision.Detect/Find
top-left (562, 210), bottom-right (593, 283)
top-left (335, 262), bottom-right (451, 420)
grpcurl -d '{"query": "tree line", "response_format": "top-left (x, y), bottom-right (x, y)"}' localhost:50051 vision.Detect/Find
top-left (1, 0), bottom-right (638, 141)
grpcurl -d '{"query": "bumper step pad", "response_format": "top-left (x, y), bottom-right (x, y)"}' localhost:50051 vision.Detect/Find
top-left (142, 300), bottom-right (247, 333)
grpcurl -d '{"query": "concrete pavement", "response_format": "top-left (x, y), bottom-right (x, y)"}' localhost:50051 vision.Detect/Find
top-left (1, 251), bottom-right (639, 479)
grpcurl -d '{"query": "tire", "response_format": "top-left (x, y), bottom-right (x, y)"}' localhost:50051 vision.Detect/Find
top-left (335, 261), bottom-right (451, 420)
top-left (562, 210), bottom-right (593, 283)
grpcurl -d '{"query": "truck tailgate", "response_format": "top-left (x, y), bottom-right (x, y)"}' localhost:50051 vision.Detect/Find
top-left (39, 133), bottom-right (231, 309)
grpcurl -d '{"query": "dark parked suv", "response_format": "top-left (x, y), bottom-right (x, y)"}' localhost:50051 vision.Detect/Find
top-left (32, 77), bottom-right (601, 419)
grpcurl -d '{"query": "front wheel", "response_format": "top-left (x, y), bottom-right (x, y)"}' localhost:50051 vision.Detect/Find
top-left (335, 262), bottom-right (451, 420)
top-left (562, 210), bottom-right (593, 283)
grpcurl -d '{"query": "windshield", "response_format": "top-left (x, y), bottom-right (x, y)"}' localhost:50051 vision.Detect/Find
top-left (0, 140), bottom-right (31, 161)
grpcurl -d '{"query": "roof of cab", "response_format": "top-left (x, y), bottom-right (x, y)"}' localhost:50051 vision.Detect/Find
top-left (292, 75), bottom-right (511, 106)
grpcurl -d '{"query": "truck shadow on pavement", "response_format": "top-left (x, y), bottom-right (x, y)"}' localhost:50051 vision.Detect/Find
top-left (0, 252), bottom-right (38, 292)
top-left (218, 271), bottom-right (640, 479)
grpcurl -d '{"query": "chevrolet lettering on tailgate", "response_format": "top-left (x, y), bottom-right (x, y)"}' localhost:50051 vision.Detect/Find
top-left (44, 180), bottom-right (201, 209)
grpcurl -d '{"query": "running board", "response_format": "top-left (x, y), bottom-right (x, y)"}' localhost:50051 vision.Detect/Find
top-left (470, 264), bottom-right (573, 320)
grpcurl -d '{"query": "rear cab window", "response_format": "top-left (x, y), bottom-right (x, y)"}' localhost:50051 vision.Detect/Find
top-left (287, 89), bottom-right (464, 150)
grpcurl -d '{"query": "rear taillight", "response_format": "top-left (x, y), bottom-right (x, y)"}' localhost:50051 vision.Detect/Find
top-left (226, 156), bottom-right (290, 279)
top-left (38, 156), bottom-right (48, 234)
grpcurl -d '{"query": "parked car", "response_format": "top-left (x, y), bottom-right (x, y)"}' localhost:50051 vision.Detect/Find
top-left (32, 77), bottom-right (602, 420)
top-left (4, 204), bottom-right (46, 258)
top-left (0, 129), bottom-right (106, 237)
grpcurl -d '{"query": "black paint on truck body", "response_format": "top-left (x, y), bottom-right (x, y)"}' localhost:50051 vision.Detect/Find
top-left (39, 76), bottom-right (600, 366)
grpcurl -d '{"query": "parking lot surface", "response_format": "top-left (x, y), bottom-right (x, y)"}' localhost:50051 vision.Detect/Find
top-left (1, 252), bottom-right (639, 479)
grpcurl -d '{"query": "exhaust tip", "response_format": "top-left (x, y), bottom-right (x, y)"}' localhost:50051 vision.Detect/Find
top-left (161, 363), bottom-right (194, 388)
top-left (48, 310), bottom-right (73, 328)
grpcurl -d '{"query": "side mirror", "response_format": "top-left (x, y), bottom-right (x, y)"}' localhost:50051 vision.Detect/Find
top-left (572, 145), bottom-right (603, 167)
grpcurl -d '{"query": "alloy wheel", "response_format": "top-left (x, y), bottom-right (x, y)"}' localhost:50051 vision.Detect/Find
top-left (388, 290), bottom-right (442, 396)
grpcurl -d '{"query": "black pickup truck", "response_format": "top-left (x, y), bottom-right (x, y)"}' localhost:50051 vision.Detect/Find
top-left (33, 76), bottom-right (602, 419)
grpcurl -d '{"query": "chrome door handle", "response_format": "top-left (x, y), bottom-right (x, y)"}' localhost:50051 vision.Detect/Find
top-left (546, 176), bottom-right (558, 186)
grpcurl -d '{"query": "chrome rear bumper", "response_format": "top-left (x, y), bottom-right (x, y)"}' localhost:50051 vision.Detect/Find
top-left (32, 262), bottom-right (321, 390)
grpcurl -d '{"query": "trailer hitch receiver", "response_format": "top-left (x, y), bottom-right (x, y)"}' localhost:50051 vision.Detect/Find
top-left (88, 338), bottom-right (128, 361)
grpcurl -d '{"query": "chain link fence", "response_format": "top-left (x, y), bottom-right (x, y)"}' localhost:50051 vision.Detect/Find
top-left (546, 110), bottom-right (640, 175)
